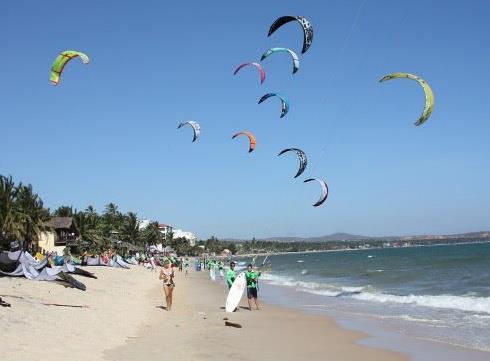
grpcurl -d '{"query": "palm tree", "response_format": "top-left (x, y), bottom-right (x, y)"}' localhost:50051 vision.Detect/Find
top-left (100, 202), bottom-right (123, 237)
top-left (53, 205), bottom-right (74, 217)
top-left (0, 176), bottom-right (22, 245)
top-left (73, 210), bottom-right (101, 244)
top-left (140, 221), bottom-right (163, 247)
top-left (120, 212), bottom-right (140, 244)
top-left (0, 175), bottom-right (49, 250)
top-left (15, 183), bottom-right (49, 249)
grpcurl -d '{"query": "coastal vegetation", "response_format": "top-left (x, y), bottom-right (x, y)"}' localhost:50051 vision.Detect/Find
top-left (0, 175), bottom-right (196, 255)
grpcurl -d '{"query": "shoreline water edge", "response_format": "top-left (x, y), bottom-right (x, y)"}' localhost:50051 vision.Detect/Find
top-left (252, 242), bottom-right (490, 360)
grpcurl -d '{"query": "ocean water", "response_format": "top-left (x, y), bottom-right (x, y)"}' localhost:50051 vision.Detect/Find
top-left (249, 242), bottom-right (490, 353)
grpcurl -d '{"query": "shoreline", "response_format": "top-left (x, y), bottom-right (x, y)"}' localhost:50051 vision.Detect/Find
top-left (4, 261), bottom-right (486, 360)
top-left (233, 239), bottom-right (490, 258)
top-left (107, 268), bottom-right (407, 361)
top-left (259, 279), bottom-right (490, 361)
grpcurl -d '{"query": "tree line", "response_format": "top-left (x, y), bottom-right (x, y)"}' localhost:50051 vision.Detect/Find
top-left (0, 175), bottom-right (198, 255)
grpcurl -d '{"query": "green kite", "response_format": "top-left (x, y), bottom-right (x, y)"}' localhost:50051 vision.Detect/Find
top-left (379, 72), bottom-right (434, 126)
top-left (50, 50), bottom-right (90, 85)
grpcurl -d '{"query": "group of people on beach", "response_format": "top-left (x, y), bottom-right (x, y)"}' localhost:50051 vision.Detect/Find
top-left (226, 261), bottom-right (261, 311)
top-left (158, 257), bottom-right (262, 312)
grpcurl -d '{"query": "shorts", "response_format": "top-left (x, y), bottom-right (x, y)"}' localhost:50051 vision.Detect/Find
top-left (247, 287), bottom-right (258, 299)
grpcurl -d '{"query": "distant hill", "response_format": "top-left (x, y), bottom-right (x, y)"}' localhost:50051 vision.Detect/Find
top-left (222, 231), bottom-right (490, 243)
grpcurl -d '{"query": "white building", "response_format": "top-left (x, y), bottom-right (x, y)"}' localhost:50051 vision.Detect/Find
top-left (138, 220), bottom-right (173, 237)
top-left (138, 219), bottom-right (151, 230)
top-left (172, 229), bottom-right (197, 246)
top-left (158, 224), bottom-right (173, 238)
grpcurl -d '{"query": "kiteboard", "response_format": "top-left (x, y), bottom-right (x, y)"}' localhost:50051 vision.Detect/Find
top-left (225, 272), bottom-right (246, 313)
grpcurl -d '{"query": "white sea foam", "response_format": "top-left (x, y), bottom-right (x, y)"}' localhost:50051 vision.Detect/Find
top-left (351, 293), bottom-right (490, 314)
top-left (261, 273), bottom-right (490, 315)
top-left (261, 274), bottom-right (364, 297)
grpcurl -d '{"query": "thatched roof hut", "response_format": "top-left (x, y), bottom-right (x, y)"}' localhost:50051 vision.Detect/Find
top-left (46, 217), bottom-right (79, 235)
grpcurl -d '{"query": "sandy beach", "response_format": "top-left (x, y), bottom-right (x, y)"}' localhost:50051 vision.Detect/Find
top-left (0, 266), bottom-right (157, 361)
top-left (1, 264), bottom-right (406, 361)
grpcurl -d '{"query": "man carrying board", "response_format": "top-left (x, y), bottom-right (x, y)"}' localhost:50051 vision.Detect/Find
top-left (245, 264), bottom-right (261, 310)
top-left (226, 261), bottom-right (236, 289)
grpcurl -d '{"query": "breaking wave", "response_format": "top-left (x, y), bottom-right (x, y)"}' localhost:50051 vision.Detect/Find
top-left (261, 273), bottom-right (490, 315)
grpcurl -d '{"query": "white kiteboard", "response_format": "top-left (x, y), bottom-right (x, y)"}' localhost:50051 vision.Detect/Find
top-left (225, 272), bottom-right (246, 313)
top-left (210, 267), bottom-right (216, 281)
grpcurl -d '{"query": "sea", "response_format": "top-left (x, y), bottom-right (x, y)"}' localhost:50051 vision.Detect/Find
top-left (241, 242), bottom-right (490, 360)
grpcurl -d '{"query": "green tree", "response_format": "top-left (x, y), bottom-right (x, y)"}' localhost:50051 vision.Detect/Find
top-left (100, 202), bottom-right (123, 238)
top-left (120, 212), bottom-right (141, 245)
top-left (140, 221), bottom-right (162, 246)
top-left (0, 175), bottom-right (49, 250)
top-left (15, 183), bottom-right (49, 248)
top-left (0, 175), bottom-right (23, 244)
top-left (53, 205), bottom-right (74, 217)
top-left (171, 237), bottom-right (191, 256)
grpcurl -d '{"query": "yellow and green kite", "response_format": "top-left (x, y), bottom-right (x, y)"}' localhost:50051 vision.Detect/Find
top-left (379, 72), bottom-right (434, 126)
top-left (50, 50), bottom-right (90, 85)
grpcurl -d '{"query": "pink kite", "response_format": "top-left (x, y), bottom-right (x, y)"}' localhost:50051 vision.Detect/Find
top-left (233, 62), bottom-right (266, 84)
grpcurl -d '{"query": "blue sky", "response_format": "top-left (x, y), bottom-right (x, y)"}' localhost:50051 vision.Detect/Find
top-left (2, 0), bottom-right (490, 239)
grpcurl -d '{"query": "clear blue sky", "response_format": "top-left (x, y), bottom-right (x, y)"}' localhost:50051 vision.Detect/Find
top-left (2, 0), bottom-right (490, 239)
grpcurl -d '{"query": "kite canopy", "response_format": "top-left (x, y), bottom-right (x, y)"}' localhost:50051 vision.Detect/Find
top-left (258, 93), bottom-right (290, 118)
top-left (261, 47), bottom-right (299, 74)
top-left (268, 16), bottom-right (313, 54)
top-left (177, 121), bottom-right (201, 142)
top-left (50, 50), bottom-right (90, 85)
top-left (232, 131), bottom-right (256, 153)
top-left (304, 178), bottom-right (328, 207)
top-left (233, 62), bottom-right (266, 84)
top-left (379, 72), bottom-right (434, 126)
top-left (278, 148), bottom-right (307, 178)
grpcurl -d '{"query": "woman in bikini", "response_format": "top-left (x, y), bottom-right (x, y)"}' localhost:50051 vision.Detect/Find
top-left (159, 259), bottom-right (175, 311)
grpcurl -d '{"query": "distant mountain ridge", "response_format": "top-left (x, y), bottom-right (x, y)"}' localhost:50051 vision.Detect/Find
top-left (222, 231), bottom-right (490, 243)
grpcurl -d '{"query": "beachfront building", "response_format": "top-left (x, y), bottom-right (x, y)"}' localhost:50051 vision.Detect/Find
top-left (37, 217), bottom-right (79, 254)
top-left (138, 219), bottom-right (173, 236)
top-left (172, 229), bottom-right (197, 246)
top-left (158, 224), bottom-right (173, 238)
top-left (138, 219), bottom-right (151, 230)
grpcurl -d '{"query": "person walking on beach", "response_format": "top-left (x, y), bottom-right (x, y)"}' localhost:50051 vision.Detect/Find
top-left (184, 257), bottom-right (190, 277)
top-left (226, 261), bottom-right (237, 289)
top-left (245, 264), bottom-right (261, 311)
top-left (150, 254), bottom-right (156, 272)
top-left (159, 259), bottom-right (175, 311)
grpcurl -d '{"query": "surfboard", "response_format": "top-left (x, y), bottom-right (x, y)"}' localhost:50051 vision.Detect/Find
top-left (225, 272), bottom-right (246, 313)
top-left (210, 267), bottom-right (216, 281)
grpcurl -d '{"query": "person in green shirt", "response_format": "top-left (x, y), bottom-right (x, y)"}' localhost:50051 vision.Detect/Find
top-left (245, 264), bottom-right (261, 310)
top-left (226, 261), bottom-right (236, 289)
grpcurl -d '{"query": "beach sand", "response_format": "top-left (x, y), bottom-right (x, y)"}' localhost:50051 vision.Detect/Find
top-left (0, 266), bottom-right (158, 361)
top-left (107, 269), bottom-right (407, 361)
top-left (1, 266), bottom-right (407, 361)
